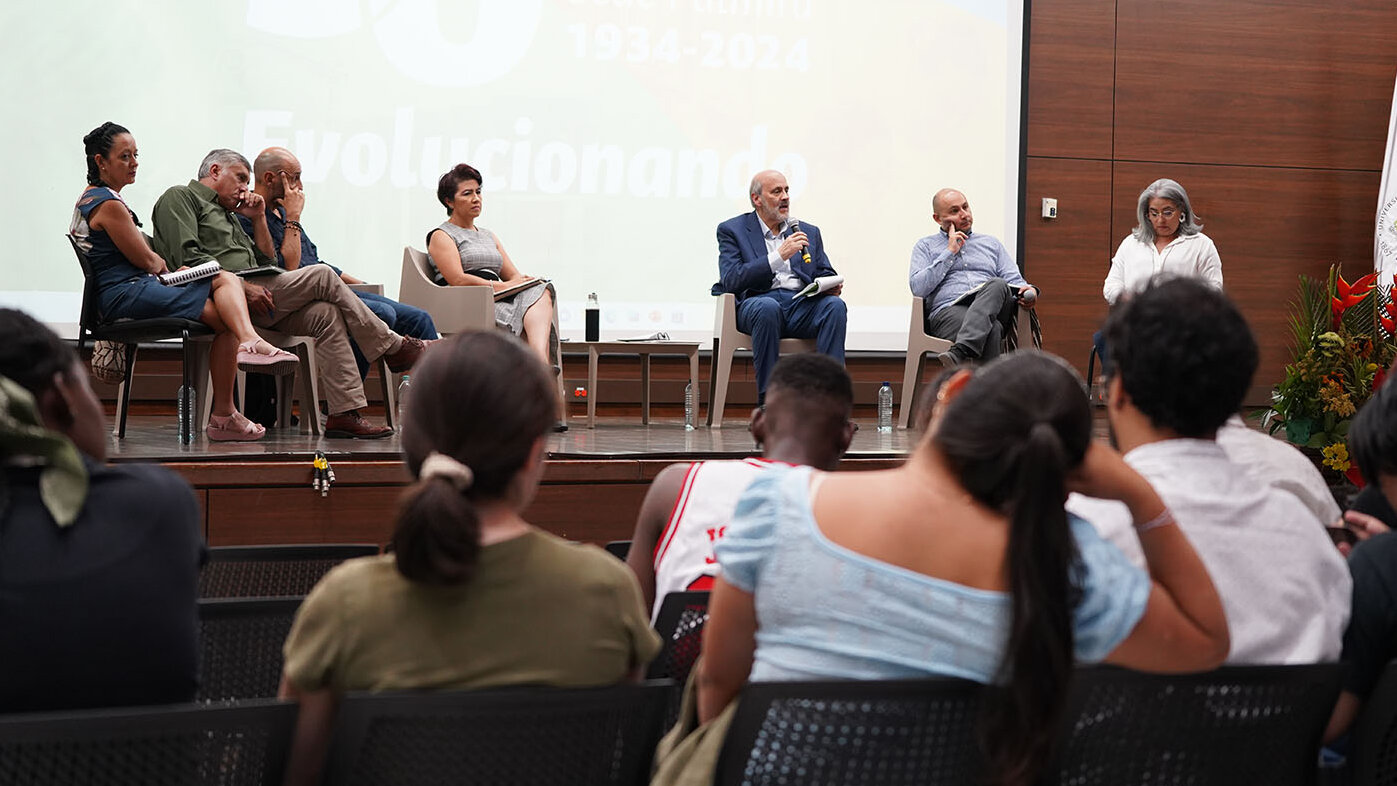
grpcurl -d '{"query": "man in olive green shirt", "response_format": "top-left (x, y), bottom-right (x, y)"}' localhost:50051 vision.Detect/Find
top-left (152, 149), bottom-right (425, 438)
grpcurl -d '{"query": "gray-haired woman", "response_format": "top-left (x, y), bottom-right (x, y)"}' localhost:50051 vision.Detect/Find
top-left (1103, 178), bottom-right (1222, 305)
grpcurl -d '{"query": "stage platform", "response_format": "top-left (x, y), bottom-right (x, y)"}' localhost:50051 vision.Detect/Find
top-left (115, 415), bottom-right (913, 549)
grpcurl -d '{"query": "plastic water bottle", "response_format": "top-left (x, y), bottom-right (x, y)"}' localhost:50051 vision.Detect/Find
top-left (176, 383), bottom-right (194, 444)
top-left (877, 381), bottom-right (893, 433)
top-left (396, 374), bottom-right (411, 431)
top-left (684, 381), bottom-right (696, 431)
top-left (585, 293), bottom-right (600, 342)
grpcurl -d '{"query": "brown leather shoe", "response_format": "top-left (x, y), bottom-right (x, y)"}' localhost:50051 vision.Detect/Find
top-left (383, 336), bottom-right (428, 373)
top-left (324, 410), bottom-right (394, 439)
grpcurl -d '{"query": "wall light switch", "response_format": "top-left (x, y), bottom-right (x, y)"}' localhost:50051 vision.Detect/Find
top-left (1041, 198), bottom-right (1058, 219)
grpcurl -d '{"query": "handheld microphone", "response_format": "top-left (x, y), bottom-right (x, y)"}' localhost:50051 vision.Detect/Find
top-left (789, 217), bottom-right (813, 265)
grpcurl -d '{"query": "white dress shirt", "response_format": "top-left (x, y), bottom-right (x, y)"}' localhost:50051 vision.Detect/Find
top-left (1103, 231), bottom-right (1222, 305)
top-left (760, 217), bottom-right (804, 291)
top-left (1066, 439), bottom-right (1351, 664)
top-left (1215, 416), bottom-right (1343, 526)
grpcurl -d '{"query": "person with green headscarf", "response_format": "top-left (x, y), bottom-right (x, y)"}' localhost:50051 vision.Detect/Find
top-left (0, 308), bottom-right (205, 712)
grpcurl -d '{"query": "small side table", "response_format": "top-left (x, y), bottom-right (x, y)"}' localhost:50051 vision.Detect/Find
top-left (579, 341), bottom-right (701, 428)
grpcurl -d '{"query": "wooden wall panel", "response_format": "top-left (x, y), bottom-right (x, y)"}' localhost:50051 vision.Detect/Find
top-left (1111, 162), bottom-right (1381, 402)
top-left (1026, 0), bottom-right (1117, 160)
top-left (1114, 1), bottom-right (1397, 169)
top-left (1022, 156), bottom-right (1115, 376)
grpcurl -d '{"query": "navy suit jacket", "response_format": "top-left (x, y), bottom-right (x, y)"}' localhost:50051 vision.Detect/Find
top-left (711, 212), bottom-right (838, 301)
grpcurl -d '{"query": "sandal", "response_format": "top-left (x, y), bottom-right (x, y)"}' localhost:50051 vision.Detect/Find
top-left (206, 411), bottom-right (267, 442)
top-left (237, 339), bottom-right (299, 374)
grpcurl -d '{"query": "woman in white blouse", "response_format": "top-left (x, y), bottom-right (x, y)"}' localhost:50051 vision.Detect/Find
top-left (1103, 179), bottom-right (1222, 305)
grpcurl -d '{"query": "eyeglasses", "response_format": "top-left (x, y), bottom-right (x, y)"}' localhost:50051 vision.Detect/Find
top-left (1147, 208), bottom-right (1179, 220)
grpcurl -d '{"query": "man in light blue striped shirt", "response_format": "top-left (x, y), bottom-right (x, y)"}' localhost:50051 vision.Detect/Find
top-left (908, 189), bottom-right (1038, 365)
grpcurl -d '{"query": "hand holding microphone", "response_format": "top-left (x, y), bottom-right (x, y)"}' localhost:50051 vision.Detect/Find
top-left (789, 218), bottom-right (813, 264)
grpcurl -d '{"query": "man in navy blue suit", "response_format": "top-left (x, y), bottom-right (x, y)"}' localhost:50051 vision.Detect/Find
top-left (712, 170), bottom-right (847, 403)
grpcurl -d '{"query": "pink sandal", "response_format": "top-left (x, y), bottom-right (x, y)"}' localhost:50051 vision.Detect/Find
top-left (237, 339), bottom-right (299, 374)
top-left (206, 411), bottom-right (267, 442)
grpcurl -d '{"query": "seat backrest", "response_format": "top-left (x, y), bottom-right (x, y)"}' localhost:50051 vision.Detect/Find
top-left (714, 665), bottom-right (1343, 786)
top-left (196, 597), bottom-right (303, 702)
top-left (714, 677), bottom-right (987, 786)
top-left (67, 233), bottom-right (103, 337)
top-left (0, 699), bottom-right (296, 786)
top-left (713, 292), bottom-right (738, 336)
top-left (199, 544), bottom-right (380, 599)
top-left (603, 540), bottom-right (631, 560)
top-left (1047, 663), bottom-right (1343, 786)
top-left (326, 681), bottom-right (672, 786)
top-left (1351, 660), bottom-right (1397, 785)
top-left (645, 591), bottom-right (710, 683)
top-left (400, 245), bottom-right (436, 290)
top-left (398, 246), bottom-right (494, 334)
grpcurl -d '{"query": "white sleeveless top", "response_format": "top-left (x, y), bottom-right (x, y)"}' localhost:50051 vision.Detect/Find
top-left (651, 458), bottom-right (785, 622)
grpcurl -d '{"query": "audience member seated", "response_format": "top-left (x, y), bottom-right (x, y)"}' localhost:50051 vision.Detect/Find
top-left (1067, 278), bottom-right (1350, 664)
top-left (692, 352), bottom-right (1229, 786)
top-left (239, 147), bottom-right (438, 380)
top-left (426, 165), bottom-right (558, 364)
top-left (626, 354), bottom-right (854, 619)
top-left (1326, 378), bottom-right (1397, 740)
top-left (72, 122), bottom-right (297, 441)
top-left (712, 170), bottom-right (847, 404)
top-left (278, 331), bottom-right (660, 786)
top-left (909, 187), bottom-right (1038, 367)
top-left (0, 309), bottom-right (205, 712)
top-left (1216, 413), bottom-right (1341, 526)
top-left (151, 149), bottom-right (428, 439)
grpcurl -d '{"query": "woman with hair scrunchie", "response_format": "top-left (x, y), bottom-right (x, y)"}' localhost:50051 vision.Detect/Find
top-left (278, 331), bottom-right (659, 786)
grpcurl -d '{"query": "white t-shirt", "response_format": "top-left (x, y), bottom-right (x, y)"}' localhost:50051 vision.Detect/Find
top-left (1103, 231), bottom-right (1222, 304)
top-left (1066, 439), bottom-right (1351, 664)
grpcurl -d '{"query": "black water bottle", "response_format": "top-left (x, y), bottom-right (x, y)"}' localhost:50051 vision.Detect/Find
top-left (585, 292), bottom-right (600, 342)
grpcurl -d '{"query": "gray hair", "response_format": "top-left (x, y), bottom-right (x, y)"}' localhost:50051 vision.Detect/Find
top-left (197, 149), bottom-right (251, 179)
top-left (1132, 178), bottom-right (1203, 243)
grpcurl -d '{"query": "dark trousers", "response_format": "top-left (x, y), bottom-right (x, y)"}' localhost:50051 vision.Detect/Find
top-left (926, 278), bottom-right (1017, 360)
top-left (736, 289), bottom-right (847, 399)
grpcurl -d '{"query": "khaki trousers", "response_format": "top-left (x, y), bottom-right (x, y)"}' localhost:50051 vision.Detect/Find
top-left (250, 265), bottom-right (400, 414)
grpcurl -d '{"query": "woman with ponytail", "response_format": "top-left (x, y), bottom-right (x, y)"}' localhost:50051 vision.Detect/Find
top-left (696, 352), bottom-right (1228, 785)
top-left (278, 332), bottom-right (659, 786)
top-left (72, 122), bottom-right (298, 441)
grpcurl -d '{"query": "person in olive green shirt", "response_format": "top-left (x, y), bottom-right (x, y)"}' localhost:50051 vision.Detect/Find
top-left (278, 332), bottom-right (660, 786)
top-left (151, 149), bottom-right (426, 438)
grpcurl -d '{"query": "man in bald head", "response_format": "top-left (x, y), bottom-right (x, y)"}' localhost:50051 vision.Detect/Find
top-left (713, 170), bottom-right (846, 404)
top-left (909, 188), bottom-right (1038, 366)
top-left (241, 147), bottom-right (437, 380)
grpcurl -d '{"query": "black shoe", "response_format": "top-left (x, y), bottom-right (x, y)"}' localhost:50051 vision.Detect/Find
top-left (553, 420), bottom-right (569, 433)
top-left (939, 347), bottom-right (969, 368)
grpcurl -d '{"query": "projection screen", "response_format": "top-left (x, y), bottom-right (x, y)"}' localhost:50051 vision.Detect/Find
top-left (1, 0), bottom-right (1027, 349)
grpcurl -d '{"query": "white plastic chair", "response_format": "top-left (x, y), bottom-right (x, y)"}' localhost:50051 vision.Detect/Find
top-left (706, 293), bottom-right (817, 427)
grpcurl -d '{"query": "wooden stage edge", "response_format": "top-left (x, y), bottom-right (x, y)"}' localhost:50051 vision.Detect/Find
top-left (116, 417), bottom-right (913, 549)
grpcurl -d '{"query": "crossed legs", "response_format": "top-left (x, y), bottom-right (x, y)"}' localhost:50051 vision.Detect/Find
top-left (199, 271), bottom-right (288, 418)
top-left (925, 278), bottom-right (1017, 362)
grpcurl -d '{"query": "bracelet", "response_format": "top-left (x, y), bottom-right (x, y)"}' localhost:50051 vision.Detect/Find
top-left (1134, 508), bottom-right (1175, 533)
top-left (286, 220), bottom-right (303, 233)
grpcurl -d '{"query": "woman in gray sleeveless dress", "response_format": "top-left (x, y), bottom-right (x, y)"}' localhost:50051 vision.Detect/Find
top-left (426, 164), bottom-right (559, 373)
